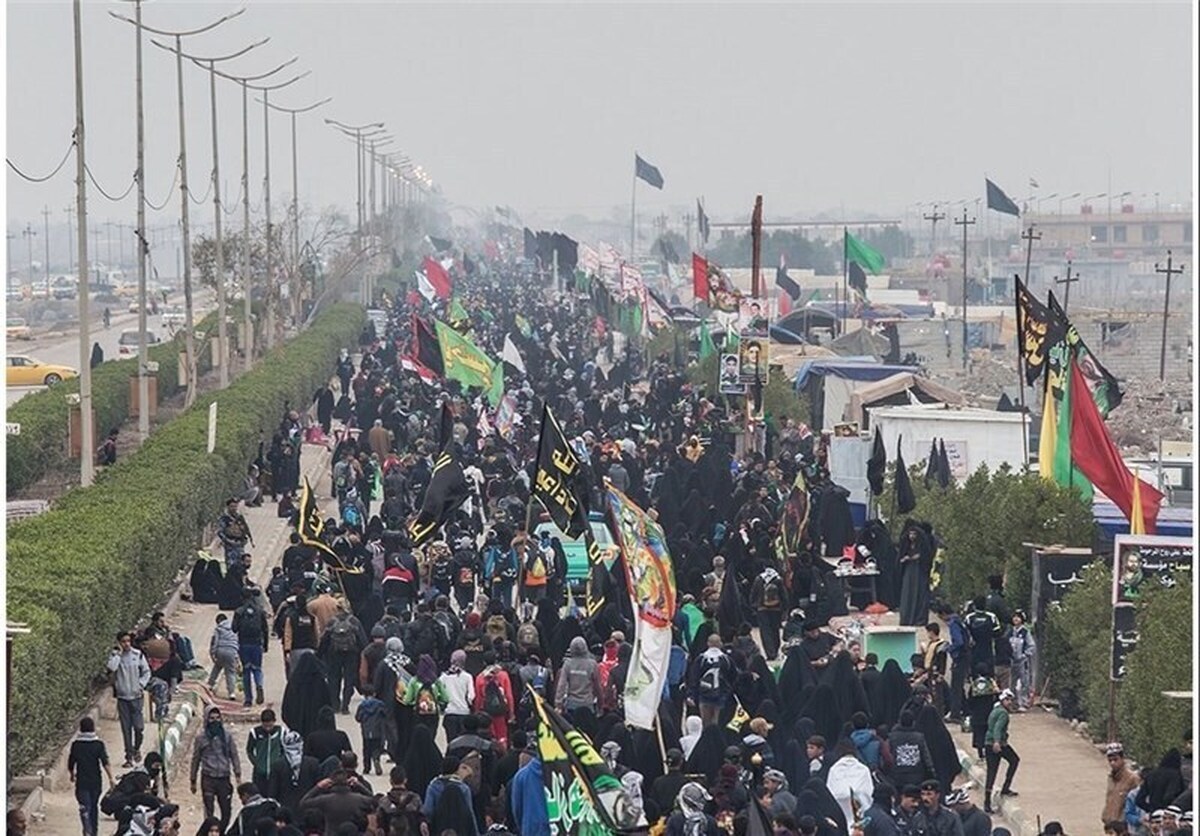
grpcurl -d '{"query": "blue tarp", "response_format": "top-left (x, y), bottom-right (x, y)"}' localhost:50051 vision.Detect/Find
top-left (794, 359), bottom-right (918, 391)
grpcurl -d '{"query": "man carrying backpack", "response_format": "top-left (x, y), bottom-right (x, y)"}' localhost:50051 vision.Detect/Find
top-left (483, 531), bottom-right (518, 609)
top-left (450, 539), bottom-right (479, 613)
top-left (688, 634), bottom-right (732, 727)
top-left (517, 652), bottom-right (551, 726)
top-left (322, 602), bottom-right (368, 714)
top-left (474, 657), bottom-right (515, 749)
top-left (519, 532), bottom-right (552, 605)
top-left (750, 565), bottom-right (786, 661)
top-left (245, 709), bottom-right (290, 802)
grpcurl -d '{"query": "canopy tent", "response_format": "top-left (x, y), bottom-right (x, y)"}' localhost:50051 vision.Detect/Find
top-left (794, 359), bottom-right (919, 430)
top-left (846, 372), bottom-right (965, 429)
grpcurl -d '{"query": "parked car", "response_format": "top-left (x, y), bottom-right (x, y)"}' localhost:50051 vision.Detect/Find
top-left (6, 318), bottom-right (32, 341)
top-left (117, 329), bottom-right (161, 357)
top-left (6, 355), bottom-right (78, 386)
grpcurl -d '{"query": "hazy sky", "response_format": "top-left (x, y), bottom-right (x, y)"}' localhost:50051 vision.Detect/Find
top-left (5, 1), bottom-right (1196, 249)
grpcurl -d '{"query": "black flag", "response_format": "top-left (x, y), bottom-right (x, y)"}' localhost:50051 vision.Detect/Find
top-left (463, 253), bottom-right (477, 276)
top-left (412, 316), bottom-right (444, 376)
top-left (439, 401), bottom-right (456, 454)
top-left (986, 178), bottom-right (1020, 216)
top-left (923, 439), bottom-right (940, 489)
top-left (866, 427), bottom-right (886, 497)
top-left (532, 405), bottom-right (588, 539)
top-left (697, 199), bottom-right (710, 243)
top-left (1015, 275), bottom-right (1063, 386)
top-left (848, 260), bottom-right (869, 295)
top-left (895, 435), bottom-right (916, 514)
top-left (523, 228), bottom-right (537, 260)
top-left (657, 237), bottom-right (680, 265)
top-left (634, 153), bottom-right (664, 189)
top-left (775, 263), bottom-right (801, 301)
top-left (937, 439), bottom-right (952, 489)
top-left (408, 450), bottom-right (471, 547)
top-left (551, 232), bottom-right (579, 273)
top-left (428, 235), bottom-right (452, 253)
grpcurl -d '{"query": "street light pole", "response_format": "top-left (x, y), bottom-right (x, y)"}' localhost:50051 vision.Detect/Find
top-left (259, 95), bottom-right (332, 325)
top-left (113, 7), bottom-right (246, 410)
top-left (204, 57), bottom-right (302, 370)
top-left (72, 0), bottom-right (95, 487)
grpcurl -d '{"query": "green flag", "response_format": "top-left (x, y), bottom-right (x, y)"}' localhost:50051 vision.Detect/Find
top-left (845, 230), bottom-right (886, 274)
top-left (435, 320), bottom-right (504, 406)
top-left (699, 320), bottom-right (716, 361)
top-left (447, 297), bottom-right (469, 326)
top-left (515, 314), bottom-right (532, 339)
top-left (1052, 350), bottom-right (1094, 502)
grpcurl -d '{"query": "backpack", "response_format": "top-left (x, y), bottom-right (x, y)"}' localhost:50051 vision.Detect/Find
top-left (415, 684), bottom-right (439, 716)
top-left (527, 552), bottom-right (547, 580)
top-left (433, 612), bottom-right (455, 647)
top-left (329, 616), bottom-right (357, 654)
top-left (699, 662), bottom-right (721, 695)
top-left (520, 666), bottom-right (548, 710)
top-left (516, 622), bottom-right (538, 650)
top-left (486, 614), bottom-right (508, 642)
top-left (762, 578), bottom-right (782, 608)
top-left (483, 675), bottom-right (508, 716)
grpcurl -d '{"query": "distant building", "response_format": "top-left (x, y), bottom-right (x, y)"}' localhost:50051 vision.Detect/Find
top-left (1025, 207), bottom-right (1192, 260)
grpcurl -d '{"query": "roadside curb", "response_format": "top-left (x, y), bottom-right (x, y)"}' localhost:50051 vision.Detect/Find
top-left (159, 692), bottom-right (199, 769)
top-left (957, 748), bottom-right (1035, 836)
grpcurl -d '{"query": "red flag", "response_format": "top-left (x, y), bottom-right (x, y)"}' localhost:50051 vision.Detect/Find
top-left (1068, 358), bottom-right (1163, 532)
top-left (692, 253), bottom-right (709, 301)
top-left (778, 288), bottom-right (792, 316)
top-left (423, 257), bottom-right (452, 300)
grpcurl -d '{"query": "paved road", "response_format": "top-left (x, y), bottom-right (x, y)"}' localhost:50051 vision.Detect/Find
top-left (6, 295), bottom-right (214, 408)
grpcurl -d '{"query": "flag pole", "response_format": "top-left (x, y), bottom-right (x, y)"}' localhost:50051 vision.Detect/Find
top-left (1013, 274), bottom-right (1030, 469)
top-left (630, 154), bottom-right (638, 260)
top-left (842, 227), bottom-right (849, 337)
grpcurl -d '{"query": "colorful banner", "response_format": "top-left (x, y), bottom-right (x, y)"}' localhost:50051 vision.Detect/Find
top-left (605, 485), bottom-right (676, 730)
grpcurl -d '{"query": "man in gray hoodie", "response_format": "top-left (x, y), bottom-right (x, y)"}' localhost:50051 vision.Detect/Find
top-left (208, 614), bottom-right (242, 700)
top-left (555, 636), bottom-right (601, 713)
top-left (106, 631), bottom-right (151, 767)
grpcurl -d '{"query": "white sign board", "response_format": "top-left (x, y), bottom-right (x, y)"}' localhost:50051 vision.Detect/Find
top-left (207, 402), bottom-right (218, 453)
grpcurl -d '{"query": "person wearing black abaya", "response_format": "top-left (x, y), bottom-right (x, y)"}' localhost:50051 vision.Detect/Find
top-left (304, 705), bottom-right (353, 768)
top-left (686, 724), bottom-right (732, 785)
top-left (824, 652), bottom-right (870, 728)
top-left (798, 776), bottom-right (850, 836)
top-left (798, 683), bottom-right (844, 750)
top-left (403, 723), bottom-right (444, 799)
top-left (873, 660), bottom-right (912, 729)
top-left (859, 655), bottom-right (883, 721)
top-left (914, 703), bottom-right (961, 792)
top-left (817, 483), bottom-right (855, 558)
top-left (897, 522), bottom-right (933, 626)
top-left (857, 520), bottom-right (899, 609)
top-left (777, 645), bottom-right (818, 727)
top-left (282, 652), bottom-right (334, 738)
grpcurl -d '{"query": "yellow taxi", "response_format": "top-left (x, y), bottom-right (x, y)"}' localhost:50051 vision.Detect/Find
top-left (6, 355), bottom-right (78, 387)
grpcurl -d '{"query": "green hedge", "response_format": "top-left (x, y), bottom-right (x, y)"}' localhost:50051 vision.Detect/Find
top-left (5, 313), bottom-right (219, 494)
top-left (5, 304), bottom-right (364, 773)
top-left (1045, 566), bottom-right (1193, 765)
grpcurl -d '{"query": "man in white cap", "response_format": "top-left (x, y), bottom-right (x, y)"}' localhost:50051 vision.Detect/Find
top-left (983, 689), bottom-right (1019, 813)
top-left (1103, 742), bottom-right (1140, 826)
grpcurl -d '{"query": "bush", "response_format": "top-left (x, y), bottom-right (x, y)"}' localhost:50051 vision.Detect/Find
top-left (5, 304), bottom-right (364, 773)
top-left (1116, 579), bottom-right (1193, 765)
top-left (1043, 562), bottom-right (1114, 729)
top-left (1044, 567), bottom-right (1192, 765)
top-left (879, 464), bottom-right (1097, 608)
top-left (5, 314), bottom-right (218, 494)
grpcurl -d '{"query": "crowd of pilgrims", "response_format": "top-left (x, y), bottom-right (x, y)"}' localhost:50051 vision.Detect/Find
top-left (100, 257), bottom-right (992, 836)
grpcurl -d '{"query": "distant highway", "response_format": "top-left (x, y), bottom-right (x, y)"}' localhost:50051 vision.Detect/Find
top-left (6, 294), bottom-right (215, 408)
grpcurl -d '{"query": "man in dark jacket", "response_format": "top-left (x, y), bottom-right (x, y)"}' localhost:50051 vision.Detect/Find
top-left (298, 769), bottom-right (375, 834)
top-left (232, 587), bottom-right (270, 707)
top-left (920, 780), bottom-right (964, 836)
top-left (687, 635), bottom-right (733, 727)
top-left (895, 785), bottom-right (929, 836)
top-left (864, 783), bottom-right (901, 836)
top-left (947, 786), bottom-right (990, 836)
top-left (964, 599), bottom-right (1001, 676)
top-left (320, 605), bottom-right (368, 713)
top-left (650, 749), bottom-right (689, 817)
top-left (887, 711), bottom-right (935, 791)
top-left (227, 781), bottom-right (281, 836)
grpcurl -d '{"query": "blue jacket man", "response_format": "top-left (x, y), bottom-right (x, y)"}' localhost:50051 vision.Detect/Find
top-left (511, 756), bottom-right (550, 836)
